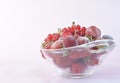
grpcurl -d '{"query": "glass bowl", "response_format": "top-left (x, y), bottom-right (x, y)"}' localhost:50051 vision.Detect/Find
top-left (40, 39), bottom-right (115, 78)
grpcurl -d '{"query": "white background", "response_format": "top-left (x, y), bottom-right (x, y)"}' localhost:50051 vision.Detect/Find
top-left (0, 0), bottom-right (120, 83)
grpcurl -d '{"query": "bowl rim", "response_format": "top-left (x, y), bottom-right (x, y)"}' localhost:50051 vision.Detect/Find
top-left (40, 39), bottom-right (115, 51)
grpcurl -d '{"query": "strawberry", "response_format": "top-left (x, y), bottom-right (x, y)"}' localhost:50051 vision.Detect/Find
top-left (69, 48), bottom-right (91, 59)
top-left (76, 37), bottom-right (89, 45)
top-left (63, 36), bottom-right (77, 47)
top-left (70, 62), bottom-right (87, 73)
top-left (85, 26), bottom-right (101, 40)
top-left (51, 40), bottom-right (63, 49)
top-left (84, 55), bottom-right (99, 66)
top-left (53, 56), bottom-right (75, 68)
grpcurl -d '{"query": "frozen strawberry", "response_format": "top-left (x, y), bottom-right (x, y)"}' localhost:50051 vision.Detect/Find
top-left (63, 36), bottom-right (77, 48)
top-left (86, 26), bottom-right (101, 40)
top-left (53, 56), bottom-right (75, 68)
top-left (43, 42), bottom-right (54, 49)
top-left (70, 62), bottom-right (87, 73)
top-left (77, 37), bottom-right (89, 45)
top-left (84, 55), bottom-right (99, 66)
top-left (51, 40), bottom-right (63, 49)
top-left (69, 48), bottom-right (91, 59)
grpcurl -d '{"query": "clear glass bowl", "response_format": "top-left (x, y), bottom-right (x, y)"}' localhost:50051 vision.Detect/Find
top-left (40, 39), bottom-right (115, 78)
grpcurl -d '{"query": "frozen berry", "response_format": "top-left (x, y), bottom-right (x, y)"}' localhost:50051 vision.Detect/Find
top-left (77, 37), bottom-right (89, 45)
top-left (86, 26), bottom-right (101, 40)
top-left (53, 56), bottom-right (74, 68)
top-left (70, 62), bottom-right (87, 73)
top-left (63, 36), bottom-right (77, 47)
top-left (69, 48), bottom-right (91, 59)
top-left (51, 40), bottom-right (63, 49)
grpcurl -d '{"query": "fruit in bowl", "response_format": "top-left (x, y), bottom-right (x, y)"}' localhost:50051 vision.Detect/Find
top-left (40, 22), bottom-right (115, 78)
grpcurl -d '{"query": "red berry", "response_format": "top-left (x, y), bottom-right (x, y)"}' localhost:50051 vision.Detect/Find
top-left (77, 37), bottom-right (89, 45)
top-left (62, 32), bottom-right (72, 37)
top-left (44, 42), bottom-right (53, 49)
top-left (80, 27), bottom-right (86, 36)
top-left (70, 62), bottom-right (87, 73)
top-left (52, 33), bottom-right (60, 41)
top-left (85, 26), bottom-right (101, 40)
top-left (53, 56), bottom-right (74, 68)
top-left (51, 40), bottom-right (63, 49)
top-left (63, 36), bottom-right (77, 47)
top-left (85, 55), bottom-right (99, 66)
top-left (69, 48), bottom-right (91, 59)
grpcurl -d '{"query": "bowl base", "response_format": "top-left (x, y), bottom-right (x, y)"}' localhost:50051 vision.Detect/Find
top-left (60, 71), bottom-right (94, 79)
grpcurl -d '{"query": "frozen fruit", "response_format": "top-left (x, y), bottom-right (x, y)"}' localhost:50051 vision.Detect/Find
top-left (77, 37), bottom-right (89, 45)
top-left (86, 26), bottom-right (101, 40)
top-left (53, 56), bottom-right (75, 68)
top-left (51, 40), bottom-right (63, 49)
top-left (63, 36), bottom-right (77, 47)
top-left (70, 62), bottom-right (87, 73)
top-left (84, 55), bottom-right (99, 66)
top-left (69, 48), bottom-right (91, 59)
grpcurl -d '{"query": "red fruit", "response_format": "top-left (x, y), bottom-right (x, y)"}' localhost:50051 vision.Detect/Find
top-left (69, 48), bottom-right (91, 59)
top-left (85, 26), bottom-right (101, 40)
top-left (44, 34), bottom-right (53, 43)
top-left (74, 33), bottom-right (79, 39)
top-left (51, 40), bottom-right (63, 49)
top-left (85, 55), bottom-right (99, 66)
top-left (77, 37), bottom-right (89, 45)
top-left (62, 32), bottom-right (72, 37)
top-left (70, 62), bottom-right (87, 73)
top-left (80, 27), bottom-right (86, 36)
top-left (53, 56), bottom-right (74, 68)
top-left (44, 42), bottom-right (53, 49)
top-left (63, 36), bottom-right (77, 48)
top-left (52, 33), bottom-right (60, 41)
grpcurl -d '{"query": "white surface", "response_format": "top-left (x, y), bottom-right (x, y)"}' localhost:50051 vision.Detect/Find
top-left (0, 0), bottom-right (120, 83)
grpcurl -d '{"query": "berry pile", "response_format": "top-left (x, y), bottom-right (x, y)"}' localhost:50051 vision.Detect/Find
top-left (41, 22), bottom-right (112, 74)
